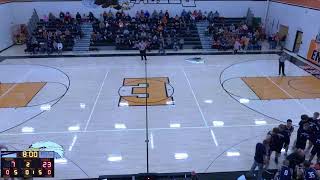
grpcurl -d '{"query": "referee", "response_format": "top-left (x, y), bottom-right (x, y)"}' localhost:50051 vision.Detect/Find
top-left (138, 40), bottom-right (147, 61)
top-left (279, 51), bottom-right (287, 76)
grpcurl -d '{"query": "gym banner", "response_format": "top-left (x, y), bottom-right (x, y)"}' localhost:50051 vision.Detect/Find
top-left (307, 40), bottom-right (320, 66)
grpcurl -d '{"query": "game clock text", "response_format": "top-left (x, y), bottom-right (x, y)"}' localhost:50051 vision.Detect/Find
top-left (1, 151), bottom-right (54, 178)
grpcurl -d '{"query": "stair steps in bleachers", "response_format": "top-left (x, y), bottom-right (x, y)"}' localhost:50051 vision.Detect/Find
top-left (73, 23), bottom-right (93, 52)
top-left (196, 21), bottom-right (212, 50)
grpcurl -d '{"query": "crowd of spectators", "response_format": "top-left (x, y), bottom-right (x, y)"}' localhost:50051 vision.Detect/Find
top-left (24, 9), bottom-right (284, 54)
top-left (90, 10), bottom-right (214, 50)
top-left (25, 12), bottom-right (83, 54)
top-left (268, 32), bottom-right (286, 50)
top-left (249, 112), bottom-right (320, 180)
top-left (206, 19), bottom-right (264, 52)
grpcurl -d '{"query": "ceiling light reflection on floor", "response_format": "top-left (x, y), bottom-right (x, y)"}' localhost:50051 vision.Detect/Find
top-left (254, 120), bottom-right (267, 125)
top-left (174, 153), bottom-right (188, 160)
top-left (107, 155), bottom-right (122, 162)
top-left (204, 99), bottom-right (213, 104)
top-left (170, 123), bottom-right (181, 128)
top-left (55, 158), bottom-right (68, 164)
top-left (114, 123), bottom-right (127, 129)
top-left (239, 98), bottom-right (250, 104)
top-left (226, 151), bottom-right (240, 157)
top-left (166, 100), bottom-right (174, 105)
top-left (21, 127), bottom-right (34, 133)
top-left (40, 104), bottom-right (51, 111)
top-left (119, 101), bottom-right (129, 107)
top-left (80, 103), bottom-right (86, 109)
top-left (212, 121), bottom-right (224, 127)
top-left (68, 125), bottom-right (80, 131)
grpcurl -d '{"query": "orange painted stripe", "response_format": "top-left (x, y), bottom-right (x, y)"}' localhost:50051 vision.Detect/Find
top-left (0, 82), bottom-right (46, 108)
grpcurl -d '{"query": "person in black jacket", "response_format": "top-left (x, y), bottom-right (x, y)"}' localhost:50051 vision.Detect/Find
top-left (248, 140), bottom-right (268, 180)
top-left (269, 127), bottom-right (286, 164)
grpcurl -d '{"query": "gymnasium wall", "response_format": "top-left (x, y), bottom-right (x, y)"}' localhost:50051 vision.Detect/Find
top-left (9, 1), bottom-right (267, 24)
top-left (267, 1), bottom-right (320, 59)
top-left (0, 3), bottom-right (14, 51)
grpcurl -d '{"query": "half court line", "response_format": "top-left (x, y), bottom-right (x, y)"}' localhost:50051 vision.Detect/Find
top-left (182, 68), bottom-right (220, 146)
top-left (84, 70), bottom-right (109, 131)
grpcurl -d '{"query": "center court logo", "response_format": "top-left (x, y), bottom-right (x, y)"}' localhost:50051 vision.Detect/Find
top-left (118, 77), bottom-right (174, 106)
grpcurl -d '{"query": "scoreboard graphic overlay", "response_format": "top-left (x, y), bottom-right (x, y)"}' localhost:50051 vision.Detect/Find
top-left (1, 151), bottom-right (54, 178)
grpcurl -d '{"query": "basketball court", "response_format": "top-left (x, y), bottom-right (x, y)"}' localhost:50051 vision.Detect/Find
top-left (0, 53), bottom-right (319, 179)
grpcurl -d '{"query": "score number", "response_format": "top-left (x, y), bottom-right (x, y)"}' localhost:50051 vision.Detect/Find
top-left (42, 161), bottom-right (52, 168)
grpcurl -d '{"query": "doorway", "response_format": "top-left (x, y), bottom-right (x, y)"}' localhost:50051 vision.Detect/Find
top-left (293, 31), bottom-right (303, 53)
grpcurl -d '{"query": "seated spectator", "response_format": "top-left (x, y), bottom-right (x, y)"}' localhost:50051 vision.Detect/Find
top-left (76, 12), bottom-right (81, 22)
top-left (59, 11), bottom-right (65, 20)
top-left (164, 10), bottom-right (169, 19)
top-left (166, 36), bottom-right (172, 49)
top-left (213, 10), bottom-right (219, 18)
top-left (88, 12), bottom-right (95, 22)
top-left (181, 9), bottom-right (187, 18)
top-left (179, 38), bottom-right (184, 49)
top-left (159, 10), bottom-right (164, 19)
top-left (212, 39), bottom-right (220, 49)
top-left (64, 12), bottom-right (71, 22)
top-left (99, 21), bottom-right (105, 30)
top-left (144, 10), bottom-right (150, 19)
top-left (152, 10), bottom-right (159, 20)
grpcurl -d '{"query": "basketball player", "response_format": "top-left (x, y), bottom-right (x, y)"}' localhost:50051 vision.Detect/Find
top-left (303, 161), bottom-right (318, 180)
top-left (269, 127), bottom-right (285, 164)
top-left (296, 122), bottom-right (310, 150)
top-left (284, 120), bottom-right (294, 155)
top-left (279, 51), bottom-right (287, 76)
top-left (309, 132), bottom-right (320, 163)
top-left (274, 160), bottom-right (292, 180)
top-left (248, 140), bottom-right (268, 180)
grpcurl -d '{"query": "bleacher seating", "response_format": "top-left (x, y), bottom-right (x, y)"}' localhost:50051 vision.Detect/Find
top-left (90, 11), bottom-right (203, 51)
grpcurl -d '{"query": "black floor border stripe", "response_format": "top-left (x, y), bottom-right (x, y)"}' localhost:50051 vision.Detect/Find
top-left (0, 50), bottom-right (281, 60)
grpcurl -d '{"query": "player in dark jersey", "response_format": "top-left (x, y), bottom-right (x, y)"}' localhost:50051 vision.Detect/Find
top-left (309, 132), bottom-right (320, 163)
top-left (299, 114), bottom-right (310, 127)
top-left (269, 127), bottom-right (286, 164)
top-left (296, 123), bottom-right (310, 150)
top-left (274, 160), bottom-right (292, 180)
top-left (286, 149), bottom-right (305, 171)
top-left (307, 113), bottom-right (320, 151)
top-left (303, 161), bottom-right (318, 180)
top-left (284, 120), bottom-right (294, 155)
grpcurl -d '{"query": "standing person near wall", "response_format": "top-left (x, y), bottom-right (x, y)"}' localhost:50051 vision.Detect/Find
top-left (279, 50), bottom-right (287, 76)
top-left (234, 39), bottom-right (241, 54)
top-left (159, 37), bottom-right (166, 55)
top-left (57, 41), bottom-right (63, 55)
